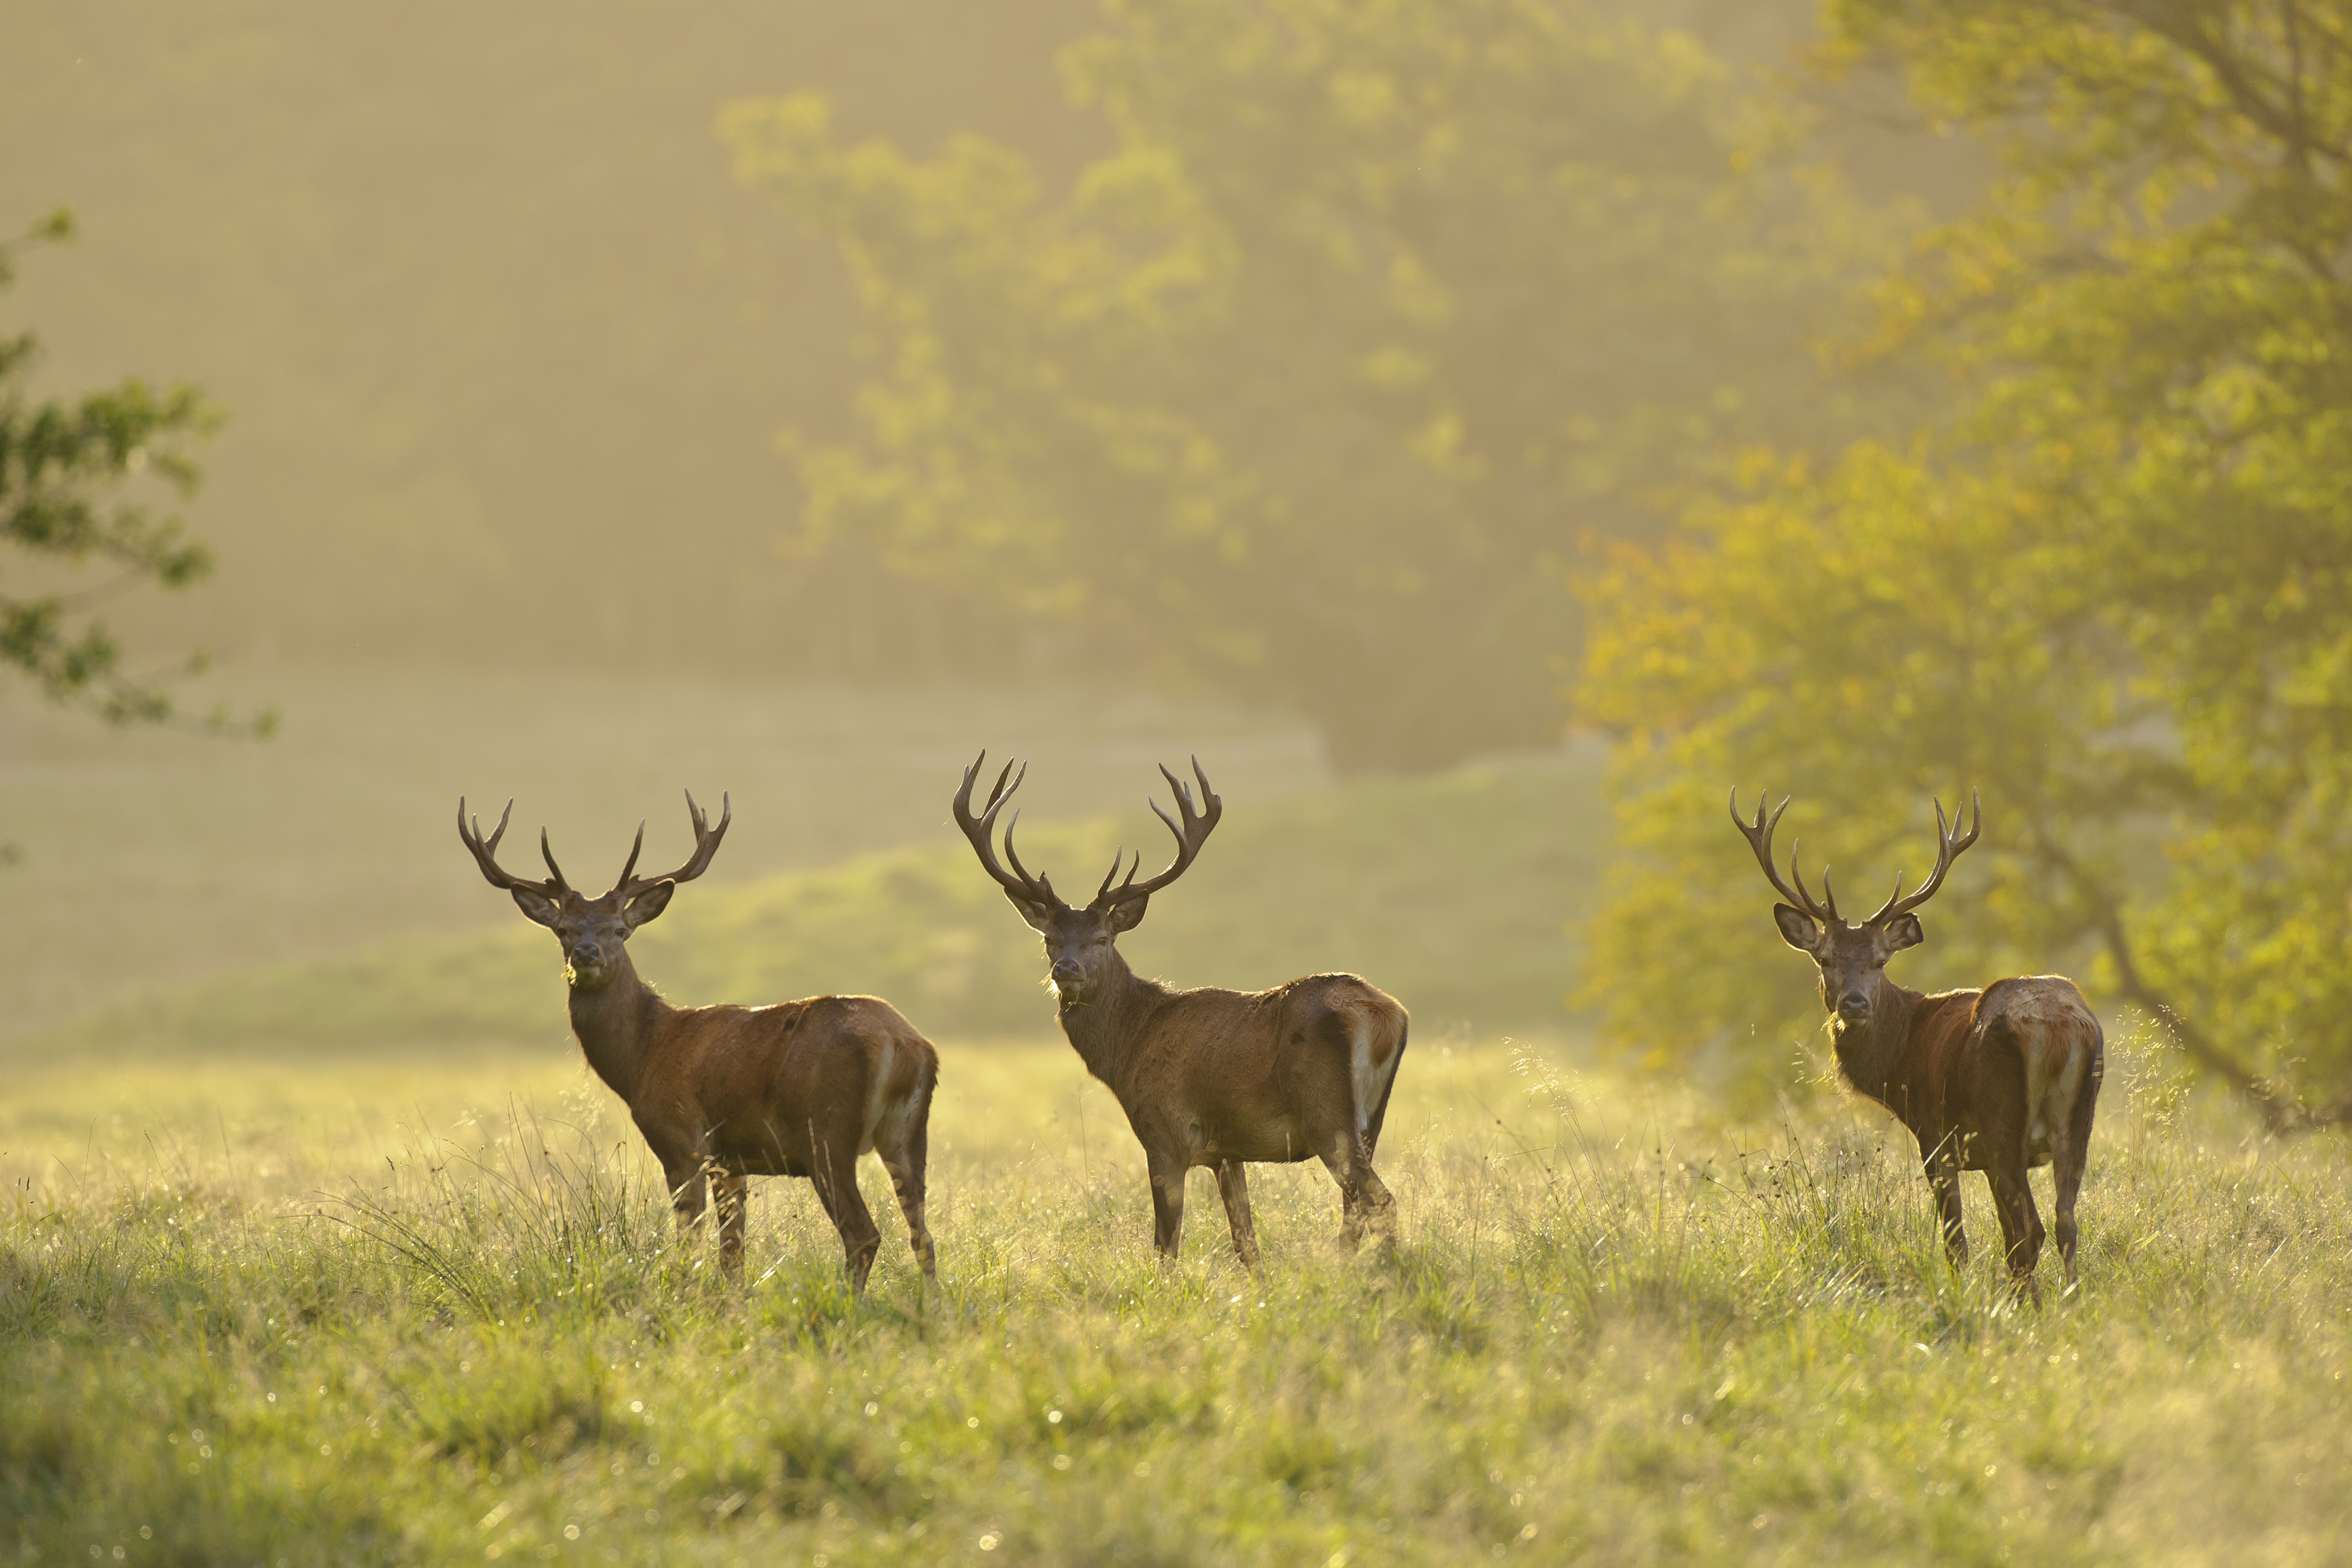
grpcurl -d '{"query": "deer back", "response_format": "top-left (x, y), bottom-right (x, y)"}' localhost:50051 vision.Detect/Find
top-left (1096, 972), bottom-right (1407, 1165)
top-left (632, 994), bottom-right (936, 1178)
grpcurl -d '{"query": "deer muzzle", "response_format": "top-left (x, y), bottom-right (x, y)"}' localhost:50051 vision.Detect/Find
top-left (566, 941), bottom-right (610, 989)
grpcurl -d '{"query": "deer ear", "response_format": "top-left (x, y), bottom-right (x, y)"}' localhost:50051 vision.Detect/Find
top-left (1105, 895), bottom-right (1148, 934)
top-left (1003, 887), bottom-right (1057, 934)
top-left (1878, 912), bottom-right (1924, 955)
top-left (1772, 903), bottom-right (1820, 953)
top-left (621, 879), bottom-right (675, 934)
top-left (511, 886), bottom-right (561, 928)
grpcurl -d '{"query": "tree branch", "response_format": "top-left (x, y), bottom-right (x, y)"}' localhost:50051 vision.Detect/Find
top-left (2028, 822), bottom-right (2352, 1132)
top-left (2122, 3), bottom-right (2352, 170)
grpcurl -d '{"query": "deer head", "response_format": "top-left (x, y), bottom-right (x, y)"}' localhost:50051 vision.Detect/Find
top-left (953, 752), bottom-right (1221, 1006)
top-left (1730, 788), bottom-right (1980, 1030)
top-left (459, 790), bottom-right (730, 991)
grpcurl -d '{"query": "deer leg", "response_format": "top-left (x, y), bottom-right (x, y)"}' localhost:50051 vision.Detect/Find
top-left (2051, 1127), bottom-right (2086, 1291)
top-left (879, 1117), bottom-right (937, 1285)
top-left (1352, 1140), bottom-right (1399, 1251)
top-left (668, 1159), bottom-right (711, 1243)
top-left (1923, 1143), bottom-right (1967, 1268)
top-left (1313, 1132), bottom-right (1363, 1248)
top-left (810, 1143), bottom-right (882, 1295)
top-left (1315, 1132), bottom-right (1396, 1253)
top-left (1982, 1154), bottom-right (2045, 1307)
top-left (1147, 1157), bottom-right (1188, 1260)
top-left (2054, 1043), bottom-right (2101, 1290)
top-left (713, 1171), bottom-right (748, 1283)
top-left (1214, 1160), bottom-right (1261, 1267)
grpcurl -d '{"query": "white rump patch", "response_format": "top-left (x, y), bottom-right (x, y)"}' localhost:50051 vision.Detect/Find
top-left (2004, 983), bottom-right (2095, 1165)
top-left (1348, 1014), bottom-right (1398, 1142)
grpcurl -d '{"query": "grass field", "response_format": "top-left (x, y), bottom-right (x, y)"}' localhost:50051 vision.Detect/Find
top-left (6, 1023), bottom-right (2349, 1567)
top-left (10, 671), bottom-right (2351, 1563)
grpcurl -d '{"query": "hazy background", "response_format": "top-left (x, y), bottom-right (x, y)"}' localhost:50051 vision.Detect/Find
top-left (7, 1), bottom-right (2344, 1123)
top-left (3, 0), bottom-right (1957, 680)
top-left (2, 0), bottom-right (1834, 1049)
top-left (3, 2), bottom-right (1101, 673)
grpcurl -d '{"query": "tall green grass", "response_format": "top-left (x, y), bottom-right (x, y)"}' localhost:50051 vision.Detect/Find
top-left (5, 1029), bottom-right (2347, 1566)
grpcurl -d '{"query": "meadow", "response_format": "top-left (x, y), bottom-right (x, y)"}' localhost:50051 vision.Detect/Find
top-left (6, 1025), bottom-right (2350, 1567)
top-left (6, 673), bottom-right (2350, 1565)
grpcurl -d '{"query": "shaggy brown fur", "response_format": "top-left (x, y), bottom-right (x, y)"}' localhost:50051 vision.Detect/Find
top-left (460, 793), bottom-right (937, 1291)
top-left (954, 756), bottom-right (1408, 1262)
top-left (1735, 790), bottom-right (2103, 1302)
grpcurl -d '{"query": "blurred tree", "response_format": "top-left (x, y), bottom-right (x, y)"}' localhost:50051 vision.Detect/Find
top-left (1, 210), bottom-right (258, 732)
top-left (3, 2), bottom-right (1111, 681)
top-left (725, 0), bottom-right (1902, 771)
top-left (1579, 1), bottom-right (2352, 1126)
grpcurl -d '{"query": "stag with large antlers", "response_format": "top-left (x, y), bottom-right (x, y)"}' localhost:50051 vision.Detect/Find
top-left (953, 754), bottom-right (1408, 1263)
top-left (1732, 790), bottom-right (2102, 1302)
top-left (459, 791), bottom-right (937, 1292)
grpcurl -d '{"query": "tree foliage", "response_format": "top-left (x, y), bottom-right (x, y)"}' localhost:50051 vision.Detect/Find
top-left (1, 211), bottom-right (252, 730)
top-left (726, 0), bottom-right (1895, 770)
top-left (1580, 1), bottom-right (2352, 1125)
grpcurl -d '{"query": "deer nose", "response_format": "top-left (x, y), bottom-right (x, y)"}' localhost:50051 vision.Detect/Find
top-left (1838, 992), bottom-right (1871, 1020)
top-left (1051, 958), bottom-right (1085, 985)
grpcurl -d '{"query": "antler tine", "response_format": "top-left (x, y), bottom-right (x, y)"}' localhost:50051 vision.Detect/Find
top-left (1871, 869), bottom-right (1908, 924)
top-left (613, 788), bottom-right (731, 897)
top-left (1095, 757), bottom-right (1224, 908)
top-left (982, 756), bottom-right (1021, 815)
top-left (539, 828), bottom-right (574, 895)
top-left (1728, 789), bottom-right (1832, 924)
top-left (1000, 810), bottom-right (1061, 905)
top-left (612, 820), bottom-right (645, 892)
top-left (1870, 787), bottom-right (1982, 925)
top-left (458, 796), bottom-right (564, 898)
top-left (951, 751), bottom-right (1064, 909)
top-left (459, 796), bottom-right (507, 867)
top-left (1093, 847), bottom-right (1133, 905)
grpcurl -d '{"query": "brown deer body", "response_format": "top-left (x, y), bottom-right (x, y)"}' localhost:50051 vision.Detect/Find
top-left (954, 755), bottom-right (1407, 1263)
top-left (1734, 790), bottom-right (2102, 1303)
top-left (460, 793), bottom-right (937, 1291)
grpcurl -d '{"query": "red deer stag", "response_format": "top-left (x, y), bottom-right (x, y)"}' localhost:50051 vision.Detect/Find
top-left (1732, 789), bottom-right (2102, 1302)
top-left (457, 791), bottom-right (937, 1292)
top-left (952, 753), bottom-right (1408, 1263)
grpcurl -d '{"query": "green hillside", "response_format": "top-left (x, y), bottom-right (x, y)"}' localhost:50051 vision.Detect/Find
top-left (30, 752), bottom-right (1603, 1062)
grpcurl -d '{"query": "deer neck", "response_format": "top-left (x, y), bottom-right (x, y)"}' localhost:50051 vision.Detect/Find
top-left (564, 949), bottom-right (669, 1103)
top-left (1057, 949), bottom-right (1167, 1091)
top-left (1829, 978), bottom-right (1929, 1121)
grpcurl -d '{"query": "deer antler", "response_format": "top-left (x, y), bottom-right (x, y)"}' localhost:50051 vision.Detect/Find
top-left (1729, 789), bottom-right (1834, 926)
top-left (612, 789), bottom-right (731, 899)
top-left (459, 797), bottom-right (571, 900)
top-left (952, 752), bottom-right (1065, 910)
top-left (1092, 758), bottom-right (1222, 910)
top-left (1862, 789), bottom-right (1982, 928)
